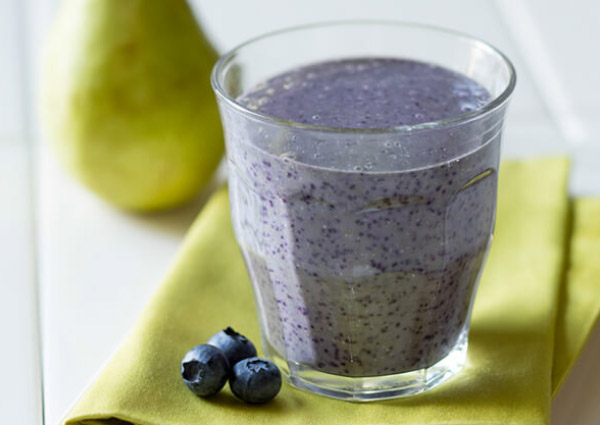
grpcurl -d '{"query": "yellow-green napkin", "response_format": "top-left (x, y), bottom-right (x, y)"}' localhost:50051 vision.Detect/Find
top-left (64, 158), bottom-right (599, 425)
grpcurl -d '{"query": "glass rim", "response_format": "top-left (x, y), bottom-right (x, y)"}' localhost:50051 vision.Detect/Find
top-left (211, 20), bottom-right (517, 134)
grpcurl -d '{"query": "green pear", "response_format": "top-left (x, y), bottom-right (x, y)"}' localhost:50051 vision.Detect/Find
top-left (42, 0), bottom-right (224, 211)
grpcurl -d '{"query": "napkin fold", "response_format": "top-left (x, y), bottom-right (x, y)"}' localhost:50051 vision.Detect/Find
top-left (64, 158), bottom-right (600, 425)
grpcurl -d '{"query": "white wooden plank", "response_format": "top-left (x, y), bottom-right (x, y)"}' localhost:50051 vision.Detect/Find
top-left (495, 0), bottom-right (588, 146)
top-left (522, 0), bottom-right (600, 113)
top-left (0, 0), bottom-right (26, 144)
top-left (37, 143), bottom-right (202, 425)
top-left (0, 0), bottom-right (44, 422)
top-left (22, 0), bottom-right (59, 145)
top-left (0, 145), bottom-right (43, 425)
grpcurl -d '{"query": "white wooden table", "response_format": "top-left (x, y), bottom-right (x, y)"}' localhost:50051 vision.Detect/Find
top-left (1, 1), bottom-right (599, 424)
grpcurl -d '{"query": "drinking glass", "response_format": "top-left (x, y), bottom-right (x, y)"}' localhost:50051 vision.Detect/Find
top-left (211, 21), bottom-right (516, 401)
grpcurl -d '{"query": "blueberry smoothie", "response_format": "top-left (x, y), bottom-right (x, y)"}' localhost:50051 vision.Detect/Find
top-left (224, 58), bottom-right (502, 377)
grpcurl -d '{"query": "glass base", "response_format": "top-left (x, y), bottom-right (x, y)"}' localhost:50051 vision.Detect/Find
top-left (264, 328), bottom-right (468, 402)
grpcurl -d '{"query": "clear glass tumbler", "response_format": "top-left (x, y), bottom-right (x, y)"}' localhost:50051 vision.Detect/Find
top-left (211, 21), bottom-right (516, 401)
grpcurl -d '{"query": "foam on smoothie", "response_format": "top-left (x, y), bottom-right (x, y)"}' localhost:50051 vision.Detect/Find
top-left (238, 58), bottom-right (490, 128)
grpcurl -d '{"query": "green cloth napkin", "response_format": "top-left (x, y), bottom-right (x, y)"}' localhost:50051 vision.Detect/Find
top-left (64, 158), bottom-right (600, 425)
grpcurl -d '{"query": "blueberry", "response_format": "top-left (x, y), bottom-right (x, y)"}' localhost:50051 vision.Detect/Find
top-left (181, 344), bottom-right (230, 397)
top-left (229, 357), bottom-right (282, 403)
top-left (207, 327), bottom-right (257, 366)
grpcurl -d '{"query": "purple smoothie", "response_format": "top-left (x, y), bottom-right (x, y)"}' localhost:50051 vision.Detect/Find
top-left (225, 58), bottom-right (500, 377)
